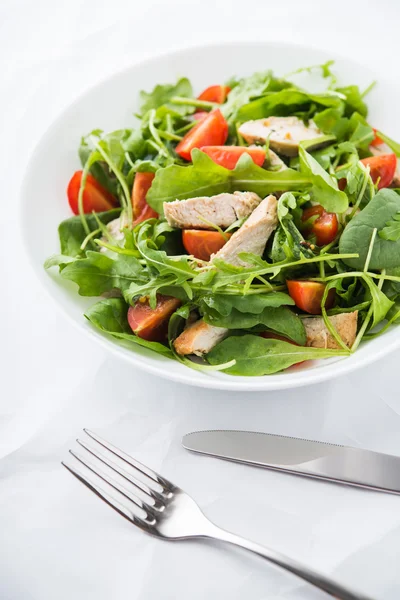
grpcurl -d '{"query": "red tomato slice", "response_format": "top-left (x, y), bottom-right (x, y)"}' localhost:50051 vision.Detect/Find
top-left (132, 172), bottom-right (158, 225)
top-left (200, 145), bottom-right (266, 170)
top-left (192, 111), bottom-right (208, 121)
top-left (197, 85), bottom-right (231, 103)
top-left (67, 171), bottom-right (118, 215)
top-left (286, 281), bottom-right (335, 315)
top-left (127, 295), bottom-right (181, 342)
top-left (302, 205), bottom-right (338, 246)
top-left (360, 154), bottom-right (397, 189)
top-left (182, 229), bottom-right (231, 261)
top-left (175, 110), bottom-right (229, 161)
top-left (370, 128), bottom-right (384, 147)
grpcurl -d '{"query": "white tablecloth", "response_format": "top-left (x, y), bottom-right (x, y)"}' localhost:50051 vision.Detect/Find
top-left (2, 1), bottom-right (400, 598)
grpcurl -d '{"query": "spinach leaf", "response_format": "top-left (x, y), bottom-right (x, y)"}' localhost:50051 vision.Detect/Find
top-left (60, 251), bottom-right (144, 296)
top-left (299, 147), bottom-right (348, 213)
top-left (85, 298), bottom-right (173, 356)
top-left (235, 89), bottom-right (342, 122)
top-left (379, 212), bottom-right (400, 241)
top-left (147, 150), bottom-right (310, 214)
top-left (207, 335), bottom-right (348, 376)
top-left (339, 189), bottom-right (400, 269)
top-left (200, 291), bottom-right (294, 316)
top-left (139, 78), bottom-right (193, 116)
top-left (203, 306), bottom-right (306, 345)
top-left (58, 209), bottom-right (121, 257)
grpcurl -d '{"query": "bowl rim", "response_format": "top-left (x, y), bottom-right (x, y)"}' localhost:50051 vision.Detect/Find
top-left (19, 39), bottom-right (400, 391)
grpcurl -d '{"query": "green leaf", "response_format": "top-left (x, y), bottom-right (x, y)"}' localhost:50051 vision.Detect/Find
top-left (85, 298), bottom-right (173, 356)
top-left (375, 130), bottom-right (400, 157)
top-left (147, 150), bottom-right (310, 214)
top-left (200, 291), bottom-right (295, 316)
top-left (313, 108), bottom-right (351, 141)
top-left (58, 209), bottom-right (121, 257)
top-left (379, 212), bottom-right (400, 241)
top-left (299, 146), bottom-right (348, 213)
top-left (339, 189), bottom-right (400, 269)
top-left (362, 277), bottom-right (393, 329)
top-left (60, 251), bottom-right (144, 296)
top-left (235, 88), bottom-right (342, 122)
top-left (203, 306), bottom-right (306, 345)
top-left (139, 78), bottom-right (193, 116)
top-left (207, 335), bottom-right (348, 376)
top-left (349, 121), bottom-right (374, 150)
top-left (335, 85), bottom-right (368, 118)
top-left (222, 71), bottom-right (291, 123)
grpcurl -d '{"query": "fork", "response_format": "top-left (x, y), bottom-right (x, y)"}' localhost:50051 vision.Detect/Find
top-left (63, 430), bottom-right (373, 600)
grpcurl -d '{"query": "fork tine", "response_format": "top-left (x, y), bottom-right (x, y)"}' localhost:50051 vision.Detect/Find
top-left (69, 450), bottom-right (159, 519)
top-left (84, 429), bottom-right (174, 492)
top-left (62, 461), bottom-right (152, 530)
top-left (76, 438), bottom-right (165, 507)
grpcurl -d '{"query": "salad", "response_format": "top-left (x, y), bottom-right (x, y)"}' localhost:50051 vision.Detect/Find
top-left (46, 62), bottom-right (400, 377)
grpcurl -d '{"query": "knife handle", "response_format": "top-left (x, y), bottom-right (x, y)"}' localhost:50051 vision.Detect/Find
top-left (206, 525), bottom-right (372, 600)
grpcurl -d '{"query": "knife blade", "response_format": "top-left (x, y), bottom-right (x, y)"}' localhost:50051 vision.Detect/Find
top-left (182, 430), bottom-right (400, 495)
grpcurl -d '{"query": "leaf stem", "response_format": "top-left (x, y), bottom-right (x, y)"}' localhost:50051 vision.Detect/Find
top-left (170, 96), bottom-right (216, 110)
top-left (363, 228), bottom-right (377, 272)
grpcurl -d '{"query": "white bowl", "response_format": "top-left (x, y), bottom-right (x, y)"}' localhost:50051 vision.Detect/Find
top-left (20, 41), bottom-right (400, 391)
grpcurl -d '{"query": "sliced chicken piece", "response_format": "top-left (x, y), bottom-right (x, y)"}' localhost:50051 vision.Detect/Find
top-left (163, 191), bottom-right (261, 230)
top-left (370, 143), bottom-right (400, 186)
top-left (173, 320), bottom-right (228, 356)
top-left (239, 117), bottom-right (325, 157)
top-left (303, 311), bottom-right (358, 350)
top-left (211, 195), bottom-right (278, 267)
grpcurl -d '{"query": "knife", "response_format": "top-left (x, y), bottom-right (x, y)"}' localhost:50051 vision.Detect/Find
top-left (182, 430), bottom-right (400, 495)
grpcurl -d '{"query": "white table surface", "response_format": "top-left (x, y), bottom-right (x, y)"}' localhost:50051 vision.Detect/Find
top-left (2, 1), bottom-right (400, 598)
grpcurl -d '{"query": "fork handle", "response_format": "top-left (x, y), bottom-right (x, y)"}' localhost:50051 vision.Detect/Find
top-left (207, 526), bottom-right (372, 600)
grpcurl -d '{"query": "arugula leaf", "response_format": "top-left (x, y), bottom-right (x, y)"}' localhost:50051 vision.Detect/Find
top-left (222, 71), bottom-right (291, 123)
top-left (379, 212), bottom-right (400, 241)
top-left (58, 209), bottom-right (121, 257)
top-left (339, 189), bottom-right (400, 269)
top-left (147, 150), bottom-right (310, 214)
top-left (207, 335), bottom-right (348, 375)
top-left (139, 78), bottom-right (193, 116)
top-left (336, 85), bottom-right (368, 118)
top-left (339, 158), bottom-right (375, 209)
top-left (203, 306), bottom-right (306, 344)
top-left (362, 276), bottom-right (394, 329)
top-left (313, 108), bottom-right (351, 141)
top-left (60, 251), bottom-right (144, 296)
top-left (375, 130), bottom-right (400, 157)
top-left (299, 147), bottom-right (348, 213)
top-left (85, 298), bottom-right (173, 356)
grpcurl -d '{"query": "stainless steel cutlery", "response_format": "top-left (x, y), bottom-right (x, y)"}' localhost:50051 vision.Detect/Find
top-left (183, 429), bottom-right (400, 495)
top-left (63, 429), bottom-right (372, 600)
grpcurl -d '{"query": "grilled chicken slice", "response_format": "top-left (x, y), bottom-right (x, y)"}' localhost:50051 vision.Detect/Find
top-left (303, 311), bottom-right (358, 349)
top-left (370, 143), bottom-right (400, 187)
top-left (173, 320), bottom-right (228, 356)
top-left (211, 195), bottom-right (278, 267)
top-left (164, 191), bottom-right (261, 230)
top-left (239, 116), bottom-right (324, 157)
